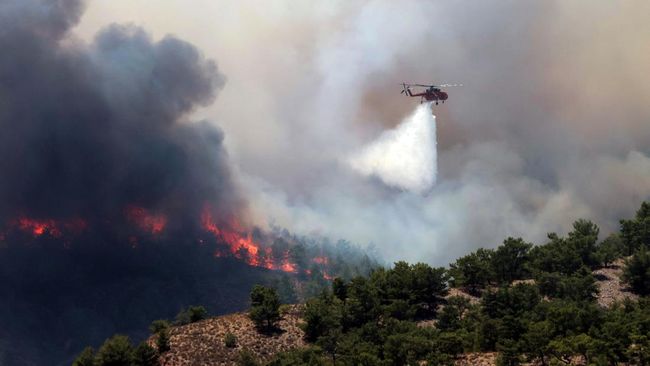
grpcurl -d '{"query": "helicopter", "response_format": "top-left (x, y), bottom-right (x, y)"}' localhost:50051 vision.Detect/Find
top-left (400, 82), bottom-right (462, 105)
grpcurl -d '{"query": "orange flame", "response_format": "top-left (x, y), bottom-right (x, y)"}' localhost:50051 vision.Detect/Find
top-left (200, 206), bottom-right (297, 272)
top-left (201, 206), bottom-right (261, 266)
top-left (125, 206), bottom-right (167, 234)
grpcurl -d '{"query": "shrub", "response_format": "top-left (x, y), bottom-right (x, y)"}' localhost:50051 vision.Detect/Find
top-left (224, 332), bottom-right (238, 348)
top-left (95, 335), bottom-right (134, 366)
top-left (236, 348), bottom-right (260, 366)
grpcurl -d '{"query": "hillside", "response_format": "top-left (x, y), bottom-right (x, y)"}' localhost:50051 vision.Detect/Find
top-left (154, 306), bottom-right (305, 366)
top-left (146, 261), bottom-right (635, 366)
top-left (74, 202), bottom-right (650, 366)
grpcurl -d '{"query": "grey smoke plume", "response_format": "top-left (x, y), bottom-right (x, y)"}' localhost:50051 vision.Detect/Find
top-left (98, 0), bottom-right (648, 265)
top-left (58, 1), bottom-right (650, 262)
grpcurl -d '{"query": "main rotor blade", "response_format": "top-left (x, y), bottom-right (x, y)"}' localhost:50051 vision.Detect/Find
top-left (438, 83), bottom-right (463, 87)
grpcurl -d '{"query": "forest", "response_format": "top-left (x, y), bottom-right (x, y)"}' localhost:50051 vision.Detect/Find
top-left (75, 202), bottom-right (650, 366)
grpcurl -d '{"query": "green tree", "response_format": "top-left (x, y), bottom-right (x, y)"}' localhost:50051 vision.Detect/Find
top-left (249, 285), bottom-right (281, 331)
top-left (317, 327), bottom-right (343, 365)
top-left (449, 248), bottom-right (494, 294)
top-left (274, 275), bottom-right (298, 304)
top-left (622, 248), bottom-right (650, 295)
top-left (536, 271), bottom-right (562, 298)
top-left (491, 237), bottom-right (532, 284)
top-left (302, 292), bottom-right (343, 342)
top-left (156, 329), bottom-right (171, 353)
top-left (437, 303), bottom-right (463, 331)
top-left (332, 278), bottom-right (347, 301)
top-left (559, 267), bottom-right (598, 302)
top-left (343, 276), bottom-right (380, 327)
top-left (133, 342), bottom-right (158, 366)
top-left (175, 305), bottom-right (207, 325)
top-left (148, 319), bottom-right (170, 334)
top-left (537, 267), bottom-right (598, 301)
top-left (72, 346), bottom-right (96, 366)
top-left (529, 233), bottom-right (583, 275)
top-left (496, 339), bottom-right (520, 366)
top-left (621, 201), bottom-right (650, 255)
top-left (268, 347), bottom-right (325, 366)
top-left (568, 219), bottom-right (600, 268)
top-left (522, 321), bottom-right (552, 366)
top-left (596, 233), bottom-right (624, 267)
top-left (410, 263), bottom-right (448, 316)
top-left (627, 334), bottom-right (650, 366)
top-left (95, 335), bottom-right (134, 366)
top-left (481, 284), bottom-right (540, 319)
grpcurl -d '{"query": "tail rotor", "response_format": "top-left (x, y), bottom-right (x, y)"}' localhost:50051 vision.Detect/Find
top-left (400, 83), bottom-right (411, 96)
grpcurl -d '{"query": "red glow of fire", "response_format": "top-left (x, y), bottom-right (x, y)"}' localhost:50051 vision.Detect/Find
top-left (17, 218), bottom-right (60, 237)
top-left (11, 217), bottom-right (87, 238)
top-left (2, 206), bottom-right (325, 278)
top-left (201, 206), bottom-right (297, 272)
top-left (125, 206), bottom-right (167, 234)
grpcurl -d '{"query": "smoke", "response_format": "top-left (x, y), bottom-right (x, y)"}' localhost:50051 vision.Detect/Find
top-left (8, 0), bottom-right (650, 282)
top-left (348, 103), bottom-right (437, 193)
top-left (87, 0), bottom-right (648, 266)
top-left (1, 1), bottom-right (649, 363)
top-left (0, 1), bottom-right (251, 364)
top-left (0, 0), bottom-right (240, 226)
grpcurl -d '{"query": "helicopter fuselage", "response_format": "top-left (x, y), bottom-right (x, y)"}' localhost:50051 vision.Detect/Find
top-left (407, 88), bottom-right (448, 104)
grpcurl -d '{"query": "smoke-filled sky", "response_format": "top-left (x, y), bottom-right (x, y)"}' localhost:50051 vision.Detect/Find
top-left (65, 0), bottom-right (650, 264)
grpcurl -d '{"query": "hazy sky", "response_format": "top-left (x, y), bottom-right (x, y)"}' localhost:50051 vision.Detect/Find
top-left (73, 1), bottom-right (650, 264)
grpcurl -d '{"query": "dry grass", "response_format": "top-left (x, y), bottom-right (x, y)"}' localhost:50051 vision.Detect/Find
top-left (454, 352), bottom-right (497, 366)
top-left (152, 305), bottom-right (305, 366)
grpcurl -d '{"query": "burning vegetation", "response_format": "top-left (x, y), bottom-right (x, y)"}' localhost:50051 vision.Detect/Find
top-left (0, 204), bottom-right (340, 276)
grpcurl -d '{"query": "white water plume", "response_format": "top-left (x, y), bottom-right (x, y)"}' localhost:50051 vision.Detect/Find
top-left (348, 103), bottom-right (437, 193)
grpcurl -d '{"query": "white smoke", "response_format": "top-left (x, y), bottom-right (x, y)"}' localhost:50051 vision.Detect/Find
top-left (76, 1), bottom-right (650, 265)
top-left (348, 103), bottom-right (437, 193)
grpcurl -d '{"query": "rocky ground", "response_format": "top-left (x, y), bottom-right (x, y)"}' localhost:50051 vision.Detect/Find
top-left (593, 258), bottom-right (638, 307)
top-left (455, 352), bottom-right (498, 366)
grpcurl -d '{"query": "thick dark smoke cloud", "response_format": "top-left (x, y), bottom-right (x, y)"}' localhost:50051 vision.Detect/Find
top-left (0, 0), bottom-right (236, 225)
top-left (0, 1), bottom-right (256, 365)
